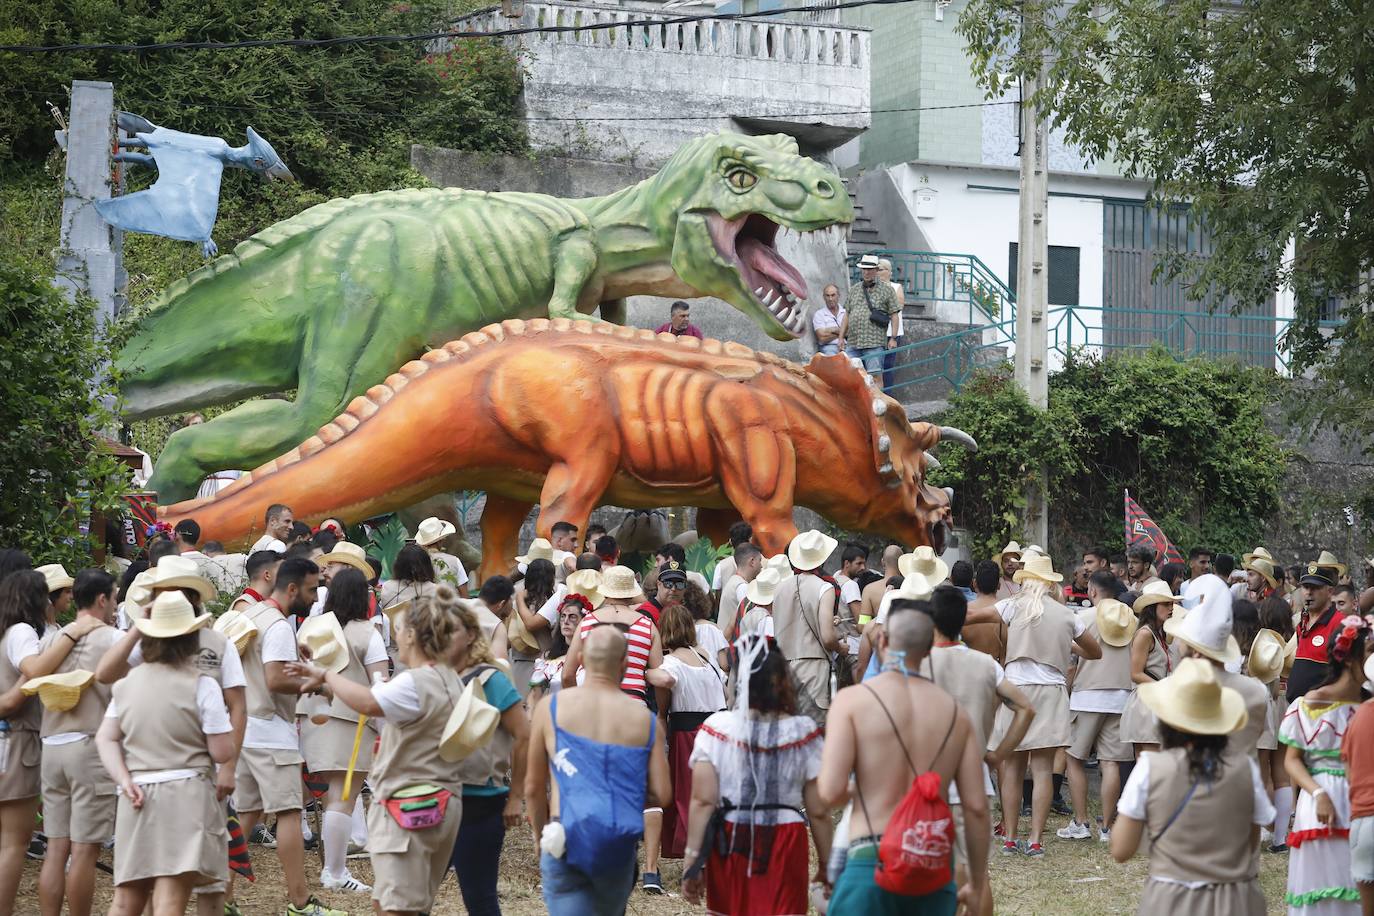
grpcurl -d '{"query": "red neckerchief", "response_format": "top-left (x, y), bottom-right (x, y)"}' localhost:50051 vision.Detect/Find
top-left (240, 587), bottom-right (264, 605)
top-left (933, 639), bottom-right (961, 648)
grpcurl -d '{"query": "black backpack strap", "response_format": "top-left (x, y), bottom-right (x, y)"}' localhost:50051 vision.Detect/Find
top-left (461, 664), bottom-right (496, 686)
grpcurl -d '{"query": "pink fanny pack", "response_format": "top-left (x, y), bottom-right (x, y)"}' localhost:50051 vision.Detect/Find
top-left (382, 785), bottom-right (452, 830)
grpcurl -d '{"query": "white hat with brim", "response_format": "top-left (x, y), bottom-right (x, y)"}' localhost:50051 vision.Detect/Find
top-left (1314, 550), bottom-right (1349, 579)
top-left (37, 563), bottom-right (74, 593)
top-left (21, 669), bottom-right (95, 712)
top-left (599, 565), bottom-right (643, 600)
top-left (1162, 576), bottom-right (1241, 665)
top-left (213, 609), bottom-right (259, 656)
top-left (381, 599), bottom-right (412, 622)
top-left (764, 555), bottom-right (794, 578)
top-left (746, 568), bottom-right (783, 606)
top-left (516, 538), bottom-right (555, 566)
top-left (564, 569), bottom-right (605, 610)
top-left (415, 517), bottom-right (457, 548)
top-left (787, 530), bottom-right (839, 572)
top-left (1138, 657), bottom-right (1248, 736)
top-left (995, 542), bottom-right (1023, 566)
top-left (898, 546), bottom-right (949, 586)
top-left (316, 541), bottom-right (374, 578)
top-left (135, 590), bottom-right (212, 639)
top-left (151, 555), bottom-right (217, 604)
top-left (440, 675), bottom-right (501, 762)
top-left (857, 254), bottom-right (881, 269)
top-left (1242, 547), bottom-right (1274, 566)
top-left (876, 572), bottom-right (937, 624)
top-left (297, 612), bottom-right (350, 674)
top-left (1096, 599), bottom-right (1138, 648)
top-left (1012, 554), bottom-right (1062, 585)
top-left (121, 569), bottom-right (158, 622)
top-left (1133, 580), bottom-right (1180, 615)
top-left (1248, 628), bottom-right (1286, 684)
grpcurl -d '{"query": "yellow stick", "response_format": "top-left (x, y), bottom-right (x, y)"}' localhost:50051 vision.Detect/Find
top-left (342, 715), bottom-right (368, 802)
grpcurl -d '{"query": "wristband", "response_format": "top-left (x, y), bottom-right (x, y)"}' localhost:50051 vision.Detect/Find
top-left (1313, 787), bottom-right (1329, 799)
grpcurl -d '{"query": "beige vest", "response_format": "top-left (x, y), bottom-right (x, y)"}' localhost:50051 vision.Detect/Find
top-left (1144, 746), bottom-right (1257, 885)
top-left (1141, 629), bottom-right (1169, 680)
top-left (1215, 667), bottom-right (1270, 761)
top-left (39, 623), bottom-right (120, 738)
top-left (113, 663), bottom-right (212, 774)
top-left (241, 601), bottom-right (297, 724)
top-left (921, 645), bottom-right (999, 751)
top-left (298, 619), bottom-right (374, 723)
top-left (717, 574), bottom-right (745, 635)
top-left (773, 574), bottom-right (831, 663)
top-left (0, 627), bottom-right (40, 732)
top-left (1073, 616), bottom-right (1134, 692)
top-left (370, 665), bottom-right (465, 797)
top-left (1005, 598), bottom-right (1076, 675)
top-left (453, 667), bottom-right (515, 790)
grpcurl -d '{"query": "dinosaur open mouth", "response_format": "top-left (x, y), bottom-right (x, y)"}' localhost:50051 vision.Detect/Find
top-left (707, 212), bottom-right (840, 338)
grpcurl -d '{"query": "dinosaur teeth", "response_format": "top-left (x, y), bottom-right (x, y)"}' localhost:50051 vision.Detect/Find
top-left (754, 287), bottom-right (766, 297)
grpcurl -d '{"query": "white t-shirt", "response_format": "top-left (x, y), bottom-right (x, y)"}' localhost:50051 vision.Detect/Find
top-left (712, 557), bottom-right (737, 592)
top-left (243, 617), bottom-right (299, 750)
top-left (658, 654), bottom-right (727, 714)
top-left (839, 578), bottom-right (861, 610)
top-left (889, 280), bottom-right (904, 336)
top-left (3, 622), bottom-right (40, 670)
top-left (695, 622), bottom-right (728, 670)
top-left (250, 535), bottom-right (286, 554)
top-left (362, 629), bottom-right (389, 666)
top-left (373, 670), bottom-right (422, 725)
top-left (536, 584), bottom-right (568, 629)
top-left (107, 675), bottom-right (232, 784)
top-left (431, 551), bottom-right (471, 589)
top-left (997, 599), bottom-right (1086, 686)
top-left (127, 636), bottom-right (248, 689)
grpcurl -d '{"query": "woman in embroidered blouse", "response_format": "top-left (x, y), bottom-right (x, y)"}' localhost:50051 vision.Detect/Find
top-left (1281, 615), bottom-right (1368, 915)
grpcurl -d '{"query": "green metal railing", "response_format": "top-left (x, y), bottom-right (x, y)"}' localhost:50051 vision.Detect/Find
top-left (846, 250), bottom-right (1015, 324)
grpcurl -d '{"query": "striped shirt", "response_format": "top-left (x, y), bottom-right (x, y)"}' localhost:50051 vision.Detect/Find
top-left (579, 612), bottom-right (655, 696)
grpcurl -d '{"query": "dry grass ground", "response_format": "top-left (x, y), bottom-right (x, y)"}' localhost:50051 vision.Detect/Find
top-left (18, 804), bottom-right (1291, 914)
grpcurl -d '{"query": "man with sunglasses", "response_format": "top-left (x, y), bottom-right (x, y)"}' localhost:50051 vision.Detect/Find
top-left (639, 561), bottom-right (689, 626)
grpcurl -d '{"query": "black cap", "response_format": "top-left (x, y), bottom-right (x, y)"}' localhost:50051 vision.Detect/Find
top-left (659, 560), bottom-right (687, 585)
top-left (1299, 565), bottom-right (1337, 588)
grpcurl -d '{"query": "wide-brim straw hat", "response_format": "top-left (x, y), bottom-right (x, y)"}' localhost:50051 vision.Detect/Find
top-left (21, 669), bottom-right (95, 712)
top-left (1133, 580), bottom-right (1179, 615)
top-left (746, 567), bottom-right (783, 606)
top-left (1163, 576), bottom-right (1241, 665)
top-left (151, 555), bottom-right (216, 604)
top-left (564, 569), bottom-right (605, 609)
top-left (297, 612), bottom-right (350, 674)
top-left (121, 569), bottom-right (158, 622)
top-left (213, 609), bottom-right (259, 656)
top-left (787, 530), bottom-right (838, 572)
top-left (898, 546), bottom-right (948, 585)
top-left (316, 541), bottom-right (374, 577)
top-left (1139, 657), bottom-right (1248, 736)
top-left (599, 565), bottom-right (644, 600)
top-left (1242, 556), bottom-right (1278, 590)
top-left (764, 555), bottom-right (794, 578)
top-left (1012, 554), bottom-right (1061, 585)
top-left (1242, 547), bottom-right (1274, 566)
top-left (1316, 549), bottom-right (1348, 578)
top-left (135, 590), bottom-right (212, 639)
top-left (506, 603), bottom-right (542, 654)
top-left (1248, 628), bottom-right (1286, 684)
top-left (37, 563), bottom-right (74, 592)
top-left (995, 541), bottom-right (1023, 566)
top-left (440, 675), bottom-right (501, 762)
top-left (415, 516), bottom-right (457, 548)
top-left (516, 537), bottom-right (555, 566)
top-left (1301, 550), bottom-right (1347, 586)
top-left (381, 599), bottom-right (412, 622)
top-left (1096, 599), bottom-right (1138, 647)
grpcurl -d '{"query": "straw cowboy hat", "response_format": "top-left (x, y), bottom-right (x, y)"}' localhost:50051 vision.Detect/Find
top-left (506, 604), bottom-right (542, 654)
top-left (135, 590), bottom-right (212, 639)
top-left (564, 569), bottom-right (605, 610)
top-left (1248, 628), bottom-right (1287, 684)
top-left (21, 670), bottom-right (95, 712)
top-left (746, 567), bottom-right (784, 606)
top-left (121, 569), bottom-right (157, 622)
top-left (297, 612), bottom-right (350, 674)
top-left (316, 541), bottom-right (374, 578)
top-left (764, 555), bottom-right (794, 578)
top-left (1163, 575), bottom-right (1241, 665)
top-left (899, 546), bottom-right (949, 585)
top-left (150, 555), bottom-right (216, 604)
top-left (1012, 554), bottom-right (1062, 585)
top-left (37, 563), bottom-right (74, 592)
top-left (1138, 657), bottom-right (1248, 736)
top-left (1242, 547), bottom-right (1274, 566)
top-left (213, 609), bottom-right (259, 656)
top-left (1095, 599), bottom-right (1138, 648)
top-left (787, 530), bottom-right (839, 572)
top-left (1302, 550), bottom-right (1347, 584)
top-left (414, 517), bottom-right (457, 548)
top-left (1133, 580), bottom-right (1179, 615)
top-left (516, 538), bottom-right (555, 566)
top-left (599, 566), bottom-right (644, 601)
top-left (1242, 555), bottom-right (1279, 591)
top-left (995, 541), bottom-right (1023, 566)
top-left (440, 676), bottom-right (501, 762)
top-left (381, 598), bottom-right (412, 622)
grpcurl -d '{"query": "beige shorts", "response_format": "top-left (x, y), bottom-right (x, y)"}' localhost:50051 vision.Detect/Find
top-left (232, 746), bottom-right (304, 814)
top-left (40, 737), bottom-right (117, 843)
top-left (367, 794), bottom-right (463, 912)
top-left (1067, 711), bottom-right (1132, 762)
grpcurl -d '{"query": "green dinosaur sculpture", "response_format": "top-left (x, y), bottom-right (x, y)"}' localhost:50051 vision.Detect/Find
top-left (116, 132), bottom-right (853, 501)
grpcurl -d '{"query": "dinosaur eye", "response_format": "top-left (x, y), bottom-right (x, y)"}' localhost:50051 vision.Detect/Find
top-left (726, 169), bottom-right (758, 191)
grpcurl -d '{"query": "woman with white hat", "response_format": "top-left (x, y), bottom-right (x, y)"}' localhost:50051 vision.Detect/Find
top-left (297, 568), bottom-right (389, 894)
top-left (414, 516), bottom-right (470, 596)
top-left (1120, 581), bottom-right (1179, 755)
top-left (96, 591), bottom-right (236, 916)
top-left (288, 590), bottom-right (467, 916)
top-left (1109, 657), bottom-right (1270, 915)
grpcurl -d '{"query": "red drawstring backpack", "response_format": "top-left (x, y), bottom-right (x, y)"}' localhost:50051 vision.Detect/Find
top-left (854, 683), bottom-right (957, 895)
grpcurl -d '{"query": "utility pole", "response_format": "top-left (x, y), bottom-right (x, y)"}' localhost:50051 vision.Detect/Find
top-left (1013, 29), bottom-right (1050, 549)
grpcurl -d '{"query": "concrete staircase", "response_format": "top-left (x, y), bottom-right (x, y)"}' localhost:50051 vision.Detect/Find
top-left (844, 178), bottom-right (887, 255)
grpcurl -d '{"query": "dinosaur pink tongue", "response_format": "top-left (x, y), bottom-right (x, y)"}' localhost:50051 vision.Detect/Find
top-left (738, 235), bottom-right (810, 302)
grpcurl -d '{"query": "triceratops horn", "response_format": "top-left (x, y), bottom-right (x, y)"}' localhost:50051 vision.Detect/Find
top-left (924, 451), bottom-right (941, 470)
top-left (939, 426), bottom-right (978, 451)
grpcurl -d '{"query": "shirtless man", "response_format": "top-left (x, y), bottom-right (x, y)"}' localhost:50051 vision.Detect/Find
top-left (819, 604), bottom-right (989, 913)
top-left (859, 545), bottom-right (903, 625)
top-left (527, 627), bottom-right (671, 914)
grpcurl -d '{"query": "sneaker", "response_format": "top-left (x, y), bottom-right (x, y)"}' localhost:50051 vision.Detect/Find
top-left (346, 841), bottom-right (368, 858)
top-left (992, 821), bottom-right (1006, 838)
top-left (224, 903), bottom-right (244, 916)
top-left (251, 824), bottom-right (277, 848)
top-left (1000, 840), bottom-right (1020, 855)
top-left (321, 870), bottom-right (371, 893)
top-left (1056, 820), bottom-right (1091, 840)
top-left (285, 896), bottom-right (346, 916)
top-left (1099, 827), bottom-right (1110, 842)
top-left (1025, 842), bottom-right (1045, 857)
top-left (1260, 826), bottom-right (1273, 846)
top-left (1268, 843), bottom-right (1288, 854)
top-left (1051, 798), bottom-right (1073, 817)
top-left (642, 871), bottom-right (664, 895)
top-left (303, 833), bottom-right (319, 852)
top-left (26, 834), bottom-right (46, 860)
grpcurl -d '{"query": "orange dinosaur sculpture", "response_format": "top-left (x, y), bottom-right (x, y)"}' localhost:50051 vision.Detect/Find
top-left (158, 319), bottom-right (974, 580)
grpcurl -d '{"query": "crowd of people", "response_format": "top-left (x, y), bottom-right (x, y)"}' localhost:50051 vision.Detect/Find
top-left (4, 510), bottom-right (1374, 915)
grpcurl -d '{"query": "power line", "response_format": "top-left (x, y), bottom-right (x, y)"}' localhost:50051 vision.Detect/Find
top-left (0, 0), bottom-right (915, 54)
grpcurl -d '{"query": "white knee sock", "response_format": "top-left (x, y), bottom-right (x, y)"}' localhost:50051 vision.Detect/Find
top-left (1272, 786), bottom-right (1294, 846)
top-left (300, 810), bottom-right (314, 842)
top-left (323, 810), bottom-right (352, 878)
top-left (350, 795), bottom-right (368, 847)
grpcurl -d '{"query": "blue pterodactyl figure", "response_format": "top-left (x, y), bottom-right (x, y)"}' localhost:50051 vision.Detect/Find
top-left (95, 112), bottom-right (293, 257)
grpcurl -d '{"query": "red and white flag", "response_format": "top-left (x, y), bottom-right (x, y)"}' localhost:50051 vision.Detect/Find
top-left (1124, 490), bottom-right (1184, 566)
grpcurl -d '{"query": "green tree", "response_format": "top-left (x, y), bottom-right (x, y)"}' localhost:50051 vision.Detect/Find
top-left (957, 0), bottom-right (1374, 433)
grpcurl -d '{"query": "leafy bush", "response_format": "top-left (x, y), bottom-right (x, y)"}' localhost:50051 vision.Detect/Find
top-left (932, 348), bottom-right (1288, 560)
